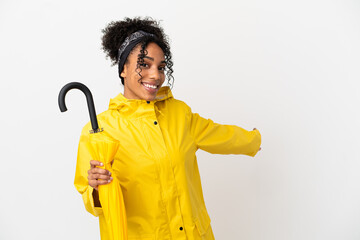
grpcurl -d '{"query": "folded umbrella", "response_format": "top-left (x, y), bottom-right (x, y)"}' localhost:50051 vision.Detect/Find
top-left (58, 82), bottom-right (128, 240)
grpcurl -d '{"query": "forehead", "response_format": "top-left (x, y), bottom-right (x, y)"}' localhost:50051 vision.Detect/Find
top-left (129, 42), bottom-right (165, 61)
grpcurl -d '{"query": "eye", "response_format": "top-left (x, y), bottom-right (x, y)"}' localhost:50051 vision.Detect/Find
top-left (159, 66), bottom-right (166, 71)
top-left (139, 63), bottom-right (149, 68)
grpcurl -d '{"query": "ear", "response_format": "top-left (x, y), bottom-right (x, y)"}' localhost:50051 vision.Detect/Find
top-left (120, 64), bottom-right (127, 78)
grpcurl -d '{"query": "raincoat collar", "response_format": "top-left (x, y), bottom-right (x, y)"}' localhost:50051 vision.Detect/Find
top-left (108, 86), bottom-right (173, 110)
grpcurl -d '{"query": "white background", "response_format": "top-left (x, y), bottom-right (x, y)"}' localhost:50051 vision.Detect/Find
top-left (1, 0), bottom-right (359, 239)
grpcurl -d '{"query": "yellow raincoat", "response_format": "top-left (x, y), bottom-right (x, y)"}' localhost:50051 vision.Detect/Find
top-left (75, 86), bottom-right (261, 240)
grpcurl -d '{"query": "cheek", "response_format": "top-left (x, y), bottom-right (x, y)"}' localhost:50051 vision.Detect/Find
top-left (130, 71), bottom-right (142, 83)
top-left (161, 73), bottom-right (166, 83)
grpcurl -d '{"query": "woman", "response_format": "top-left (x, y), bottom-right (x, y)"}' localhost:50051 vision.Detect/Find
top-left (75, 17), bottom-right (261, 240)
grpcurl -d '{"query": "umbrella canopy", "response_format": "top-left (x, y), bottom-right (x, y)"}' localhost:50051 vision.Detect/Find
top-left (59, 82), bottom-right (128, 240)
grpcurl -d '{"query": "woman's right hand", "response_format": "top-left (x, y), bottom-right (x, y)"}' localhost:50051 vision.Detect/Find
top-left (88, 160), bottom-right (113, 191)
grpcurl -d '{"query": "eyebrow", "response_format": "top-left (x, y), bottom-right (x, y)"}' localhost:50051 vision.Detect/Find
top-left (143, 56), bottom-right (166, 64)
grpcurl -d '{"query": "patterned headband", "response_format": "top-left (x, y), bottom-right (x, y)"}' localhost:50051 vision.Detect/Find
top-left (117, 30), bottom-right (155, 62)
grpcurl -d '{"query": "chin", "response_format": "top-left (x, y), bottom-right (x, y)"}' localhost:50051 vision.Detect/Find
top-left (140, 87), bottom-right (160, 101)
top-left (143, 95), bottom-right (157, 101)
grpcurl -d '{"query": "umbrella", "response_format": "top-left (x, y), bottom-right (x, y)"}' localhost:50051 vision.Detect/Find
top-left (58, 82), bottom-right (128, 240)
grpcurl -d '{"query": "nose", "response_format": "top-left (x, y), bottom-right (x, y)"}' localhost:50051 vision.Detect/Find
top-left (149, 66), bottom-right (161, 80)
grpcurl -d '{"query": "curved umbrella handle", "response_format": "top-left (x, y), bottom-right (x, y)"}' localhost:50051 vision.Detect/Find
top-left (58, 82), bottom-right (99, 132)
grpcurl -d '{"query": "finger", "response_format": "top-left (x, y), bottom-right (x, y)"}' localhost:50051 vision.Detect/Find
top-left (259, 147), bottom-right (262, 151)
top-left (88, 177), bottom-right (113, 188)
top-left (97, 178), bottom-right (113, 185)
top-left (89, 167), bottom-right (111, 176)
top-left (89, 178), bottom-right (113, 188)
top-left (88, 172), bottom-right (112, 181)
top-left (90, 160), bottom-right (104, 168)
top-left (253, 128), bottom-right (257, 130)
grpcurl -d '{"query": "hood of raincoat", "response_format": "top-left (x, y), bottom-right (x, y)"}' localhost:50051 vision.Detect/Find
top-left (75, 85), bottom-right (261, 240)
top-left (109, 86), bottom-right (173, 109)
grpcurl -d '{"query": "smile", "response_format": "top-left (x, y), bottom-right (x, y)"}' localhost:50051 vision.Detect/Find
top-left (141, 82), bottom-right (159, 93)
top-left (142, 83), bottom-right (158, 89)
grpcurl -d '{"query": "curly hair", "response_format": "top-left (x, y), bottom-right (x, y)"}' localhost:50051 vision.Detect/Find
top-left (101, 17), bottom-right (174, 88)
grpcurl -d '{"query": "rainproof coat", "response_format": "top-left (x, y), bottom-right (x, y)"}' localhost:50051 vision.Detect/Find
top-left (75, 86), bottom-right (261, 240)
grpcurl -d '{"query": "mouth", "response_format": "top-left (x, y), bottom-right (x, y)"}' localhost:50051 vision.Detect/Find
top-left (141, 82), bottom-right (160, 93)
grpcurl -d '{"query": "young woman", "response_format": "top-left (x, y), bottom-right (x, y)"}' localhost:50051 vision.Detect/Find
top-left (75, 17), bottom-right (261, 240)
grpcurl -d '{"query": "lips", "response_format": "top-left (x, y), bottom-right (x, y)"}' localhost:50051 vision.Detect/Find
top-left (141, 82), bottom-right (159, 94)
top-left (142, 82), bottom-right (158, 89)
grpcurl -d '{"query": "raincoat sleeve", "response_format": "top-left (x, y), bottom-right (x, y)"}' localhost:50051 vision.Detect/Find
top-left (74, 123), bottom-right (103, 217)
top-left (187, 106), bottom-right (261, 156)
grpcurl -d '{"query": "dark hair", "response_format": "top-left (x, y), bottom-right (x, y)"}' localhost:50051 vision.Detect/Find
top-left (101, 17), bottom-right (174, 88)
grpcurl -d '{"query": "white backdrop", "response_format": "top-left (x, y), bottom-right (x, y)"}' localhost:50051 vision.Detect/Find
top-left (1, 0), bottom-right (359, 239)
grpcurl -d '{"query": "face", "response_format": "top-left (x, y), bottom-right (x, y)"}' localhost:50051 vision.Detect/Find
top-left (121, 42), bottom-right (166, 101)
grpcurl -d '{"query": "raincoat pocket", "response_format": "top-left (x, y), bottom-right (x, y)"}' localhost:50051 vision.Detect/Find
top-left (195, 208), bottom-right (211, 236)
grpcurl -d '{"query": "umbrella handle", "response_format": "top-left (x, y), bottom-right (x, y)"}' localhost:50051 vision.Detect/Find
top-left (58, 82), bottom-right (100, 132)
